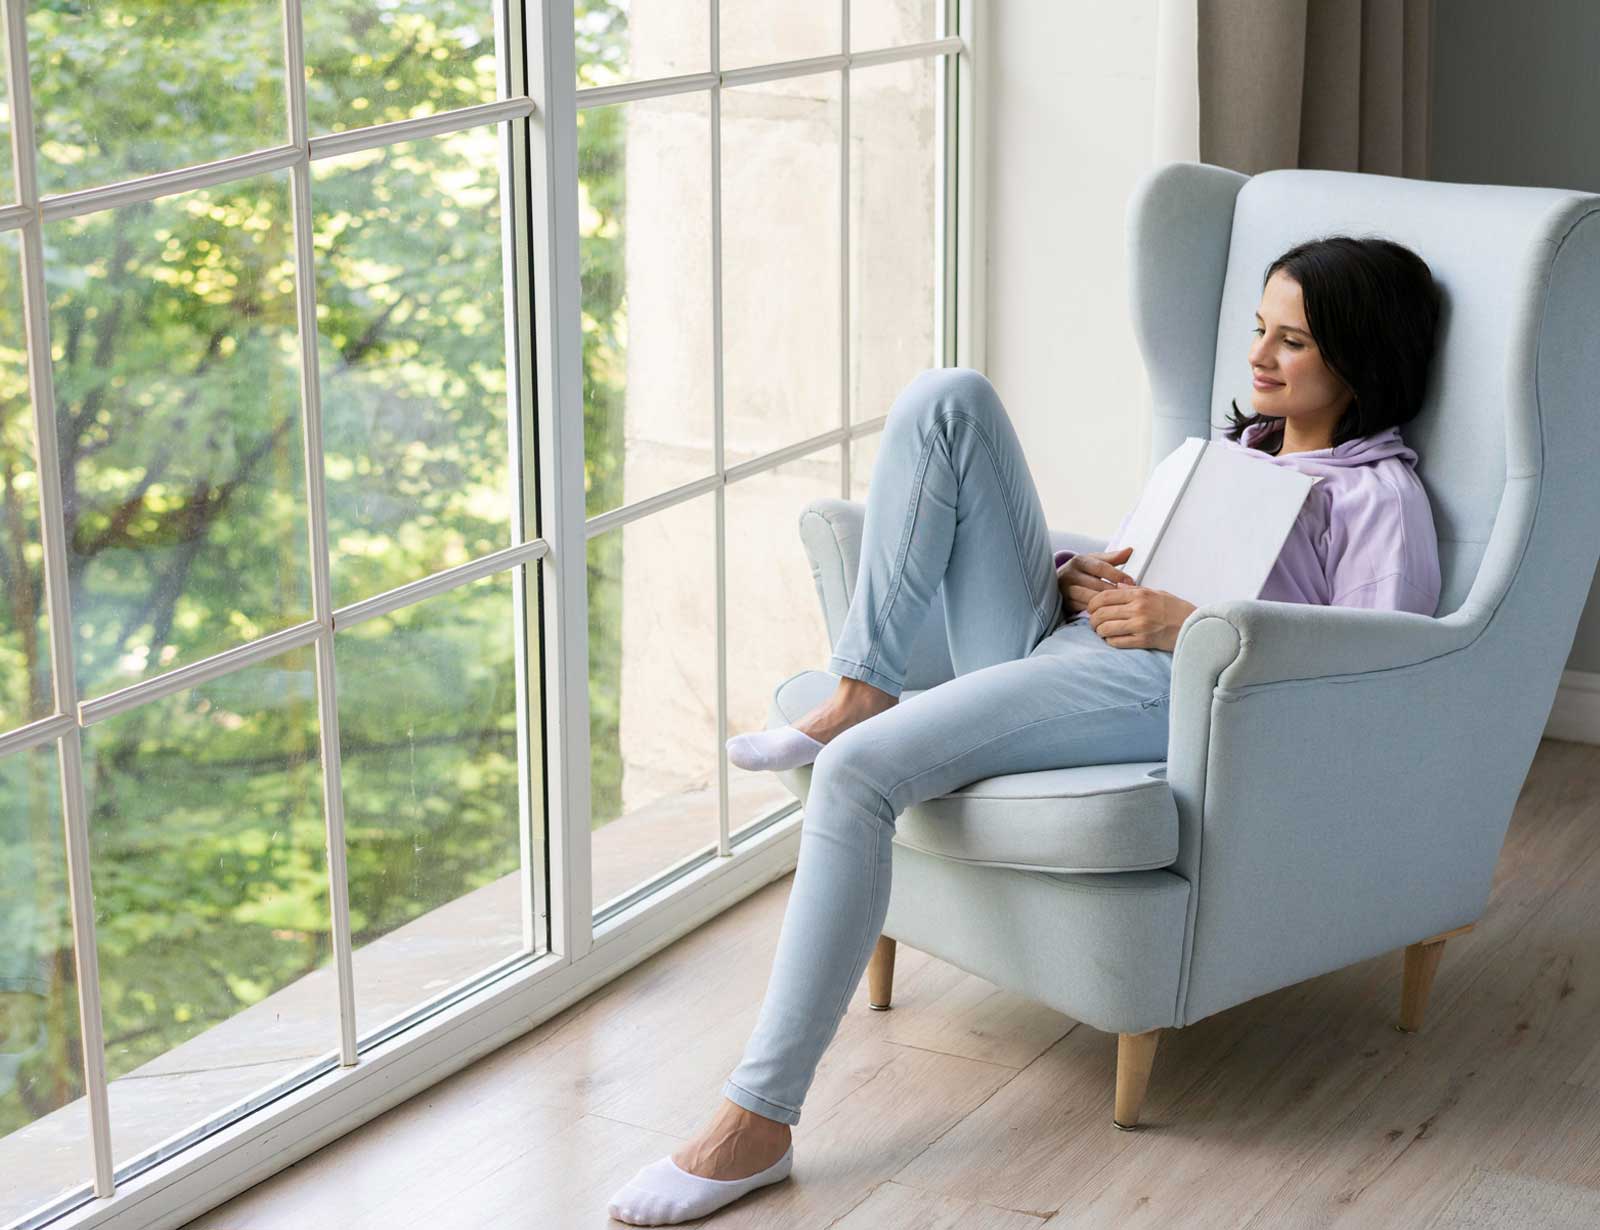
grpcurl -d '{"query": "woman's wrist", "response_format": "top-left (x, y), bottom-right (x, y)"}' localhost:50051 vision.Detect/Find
top-left (1160, 598), bottom-right (1198, 652)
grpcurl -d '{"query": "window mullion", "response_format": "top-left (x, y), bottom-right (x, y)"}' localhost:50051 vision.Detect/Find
top-left (840, 0), bottom-right (851, 499)
top-left (955, 0), bottom-right (981, 370)
top-left (524, 0), bottom-right (593, 962)
top-left (934, 2), bottom-right (952, 366)
top-left (280, 0), bottom-right (360, 1069)
top-left (1, 0), bottom-right (116, 1199)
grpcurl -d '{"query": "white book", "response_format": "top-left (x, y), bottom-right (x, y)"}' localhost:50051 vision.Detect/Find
top-left (1106, 436), bottom-right (1321, 609)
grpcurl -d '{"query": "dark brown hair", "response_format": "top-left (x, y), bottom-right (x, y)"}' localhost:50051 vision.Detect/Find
top-left (1222, 236), bottom-right (1442, 454)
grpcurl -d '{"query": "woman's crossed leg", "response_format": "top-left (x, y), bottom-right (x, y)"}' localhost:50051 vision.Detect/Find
top-left (609, 368), bottom-right (1169, 1224)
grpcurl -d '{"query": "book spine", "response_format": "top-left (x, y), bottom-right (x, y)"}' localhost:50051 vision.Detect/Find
top-left (1139, 440), bottom-right (1206, 585)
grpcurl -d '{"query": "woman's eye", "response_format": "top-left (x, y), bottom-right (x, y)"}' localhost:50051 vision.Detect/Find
top-left (1252, 327), bottom-right (1302, 350)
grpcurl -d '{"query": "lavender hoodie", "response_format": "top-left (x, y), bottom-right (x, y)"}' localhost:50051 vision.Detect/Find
top-left (1054, 418), bottom-right (1442, 623)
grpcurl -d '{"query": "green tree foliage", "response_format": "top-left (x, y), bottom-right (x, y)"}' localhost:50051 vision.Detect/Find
top-left (0, 0), bottom-right (631, 1146)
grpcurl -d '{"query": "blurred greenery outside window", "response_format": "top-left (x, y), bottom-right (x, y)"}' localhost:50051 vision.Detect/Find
top-left (0, 0), bottom-right (539, 1197)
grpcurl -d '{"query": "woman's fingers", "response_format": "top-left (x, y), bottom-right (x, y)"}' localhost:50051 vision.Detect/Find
top-left (1080, 557), bottom-right (1133, 585)
top-left (1092, 618), bottom-right (1148, 648)
top-left (1067, 582), bottom-right (1115, 609)
top-left (1069, 565), bottom-right (1127, 593)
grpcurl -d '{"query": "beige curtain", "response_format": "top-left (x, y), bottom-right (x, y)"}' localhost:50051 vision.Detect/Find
top-left (1194, 0), bottom-right (1433, 177)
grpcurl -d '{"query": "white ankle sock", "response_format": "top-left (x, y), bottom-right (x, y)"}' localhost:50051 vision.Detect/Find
top-left (726, 727), bottom-right (824, 772)
top-left (607, 1143), bottom-right (794, 1225)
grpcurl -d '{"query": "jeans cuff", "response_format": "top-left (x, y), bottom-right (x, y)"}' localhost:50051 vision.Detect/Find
top-left (826, 656), bottom-right (903, 697)
top-left (721, 1079), bottom-right (802, 1126)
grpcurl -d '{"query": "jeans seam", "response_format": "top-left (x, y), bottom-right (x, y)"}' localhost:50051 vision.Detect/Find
top-left (862, 425), bottom-right (942, 683)
top-left (921, 407), bottom-right (1056, 646)
top-left (883, 693), bottom-right (1172, 801)
top-left (819, 792), bottom-right (887, 1061)
top-left (937, 407), bottom-right (1056, 645)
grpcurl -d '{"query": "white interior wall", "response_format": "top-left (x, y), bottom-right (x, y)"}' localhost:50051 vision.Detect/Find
top-left (981, 0), bottom-right (1168, 543)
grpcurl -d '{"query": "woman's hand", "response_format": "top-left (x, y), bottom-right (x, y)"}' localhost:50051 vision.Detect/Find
top-left (1085, 583), bottom-right (1197, 653)
top-left (1058, 545), bottom-right (1137, 619)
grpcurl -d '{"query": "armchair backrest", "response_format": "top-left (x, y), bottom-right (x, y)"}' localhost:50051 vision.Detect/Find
top-left (1129, 162), bottom-right (1600, 625)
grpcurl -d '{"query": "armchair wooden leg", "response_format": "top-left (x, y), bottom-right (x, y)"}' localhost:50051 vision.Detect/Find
top-left (1398, 922), bottom-right (1474, 1033)
top-left (867, 935), bottom-right (896, 1011)
top-left (1113, 1028), bottom-right (1163, 1130)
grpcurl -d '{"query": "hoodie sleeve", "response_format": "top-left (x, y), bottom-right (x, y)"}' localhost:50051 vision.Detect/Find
top-left (1325, 473), bottom-right (1442, 617)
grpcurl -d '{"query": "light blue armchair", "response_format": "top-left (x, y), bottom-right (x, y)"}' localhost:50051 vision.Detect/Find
top-left (768, 161), bottom-right (1600, 1129)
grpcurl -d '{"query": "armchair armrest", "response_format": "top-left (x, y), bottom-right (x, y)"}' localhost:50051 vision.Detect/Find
top-left (1165, 598), bottom-right (1514, 1026)
top-left (798, 498), bottom-right (864, 652)
top-left (1172, 599), bottom-right (1479, 693)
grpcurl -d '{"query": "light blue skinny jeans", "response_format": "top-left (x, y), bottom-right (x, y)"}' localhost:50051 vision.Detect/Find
top-left (721, 366), bottom-right (1175, 1126)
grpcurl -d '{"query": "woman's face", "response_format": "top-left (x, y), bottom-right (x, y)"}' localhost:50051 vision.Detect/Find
top-left (1248, 270), bottom-right (1353, 440)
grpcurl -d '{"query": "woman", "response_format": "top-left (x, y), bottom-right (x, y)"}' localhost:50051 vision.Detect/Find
top-left (607, 236), bottom-right (1443, 1225)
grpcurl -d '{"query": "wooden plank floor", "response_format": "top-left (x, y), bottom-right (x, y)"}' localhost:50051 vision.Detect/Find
top-left (187, 738), bottom-right (1600, 1229)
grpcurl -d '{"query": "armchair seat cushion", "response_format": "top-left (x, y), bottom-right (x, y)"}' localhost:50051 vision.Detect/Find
top-left (767, 669), bottom-right (1179, 874)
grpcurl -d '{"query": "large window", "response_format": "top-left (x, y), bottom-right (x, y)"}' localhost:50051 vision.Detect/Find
top-left (0, 3), bottom-right (968, 1227)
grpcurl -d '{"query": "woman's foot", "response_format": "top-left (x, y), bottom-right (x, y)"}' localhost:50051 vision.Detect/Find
top-left (672, 1098), bottom-right (792, 1179)
top-left (726, 678), bottom-right (897, 771)
top-left (607, 1100), bottom-right (794, 1225)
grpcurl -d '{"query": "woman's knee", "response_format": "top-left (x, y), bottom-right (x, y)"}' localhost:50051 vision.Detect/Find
top-left (810, 729), bottom-right (896, 823)
top-left (890, 366), bottom-right (1004, 433)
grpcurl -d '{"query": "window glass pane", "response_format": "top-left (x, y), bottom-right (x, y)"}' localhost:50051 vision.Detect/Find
top-left (852, 0), bottom-right (940, 51)
top-left (0, 55), bottom-right (13, 201)
top-left (304, 0), bottom-right (498, 136)
top-left (48, 173), bottom-right (310, 703)
top-left (721, 72), bottom-right (840, 462)
top-left (725, 452), bottom-right (839, 832)
top-left (336, 570), bottom-right (528, 1040)
top-left (0, 745), bottom-right (89, 1226)
top-left (313, 129), bottom-right (514, 608)
top-left (0, 232), bottom-right (50, 733)
top-left (84, 645), bottom-right (331, 1172)
top-left (720, 2), bottom-right (839, 71)
top-left (28, 0), bottom-right (286, 197)
top-left (576, 0), bottom-right (709, 90)
top-left (589, 493), bottom-right (718, 910)
top-left (580, 94), bottom-right (713, 521)
top-left (850, 55), bottom-right (939, 423)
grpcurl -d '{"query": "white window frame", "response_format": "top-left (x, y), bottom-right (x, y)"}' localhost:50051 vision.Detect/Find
top-left (3, 2), bottom-right (981, 1227)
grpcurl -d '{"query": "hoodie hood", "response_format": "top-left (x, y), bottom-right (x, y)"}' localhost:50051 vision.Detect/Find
top-left (1235, 417), bottom-right (1418, 468)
